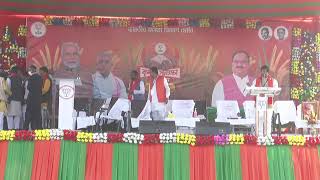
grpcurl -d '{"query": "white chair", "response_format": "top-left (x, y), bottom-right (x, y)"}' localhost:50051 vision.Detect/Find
top-left (273, 101), bottom-right (297, 124)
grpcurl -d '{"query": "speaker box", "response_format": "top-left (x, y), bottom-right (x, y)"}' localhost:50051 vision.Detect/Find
top-left (195, 121), bottom-right (231, 135)
top-left (139, 121), bottom-right (176, 134)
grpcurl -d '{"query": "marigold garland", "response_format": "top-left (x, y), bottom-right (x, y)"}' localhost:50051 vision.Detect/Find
top-left (0, 130), bottom-right (319, 146)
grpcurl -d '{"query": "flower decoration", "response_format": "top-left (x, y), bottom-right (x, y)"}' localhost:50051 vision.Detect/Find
top-left (220, 18), bottom-right (234, 29)
top-left (199, 18), bottom-right (210, 28)
top-left (292, 27), bottom-right (302, 37)
top-left (245, 19), bottom-right (257, 29)
top-left (35, 129), bottom-right (50, 140)
top-left (0, 130), bottom-right (15, 141)
top-left (15, 130), bottom-right (34, 141)
top-left (63, 130), bottom-right (77, 141)
top-left (43, 16), bottom-right (53, 25)
top-left (291, 87), bottom-right (302, 100)
top-left (18, 47), bottom-right (27, 59)
top-left (108, 133), bottom-right (123, 143)
top-left (287, 135), bottom-right (305, 146)
top-left (159, 133), bottom-right (176, 144)
top-left (83, 17), bottom-right (99, 27)
top-left (62, 17), bottom-right (73, 26)
top-left (17, 25), bottom-right (27, 37)
top-left (123, 133), bottom-right (144, 144)
top-left (143, 134), bottom-right (160, 144)
top-left (49, 129), bottom-right (64, 140)
top-left (214, 134), bottom-right (228, 145)
top-left (77, 132), bottom-right (93, 143)
top-left (305, 136), bottom-right (320, 146)
top-left (109, 19), bottom-right (119, 28)
top-left (176, 133), bottom-right (196, 146)
top-left (2, 26), bottom-right (10, 42)
top-left (257, 136), bottom-right (274, 146)
top-left (117, 19), bottom-right (130, 28)
top-left (196, 135), bottom-right (214, 145)
top-left (229, 134), bottom-right (245, 144)
top-left (93, 133), bottom-right (108, 143)
top-left (178, 19), bottom-right (189, 27)
top-left (244, 134), bottom-right (257, 144)
top-left (272, 136), bottom-right (288, 145)
top-left (152, 19), bottom-right (168, 28)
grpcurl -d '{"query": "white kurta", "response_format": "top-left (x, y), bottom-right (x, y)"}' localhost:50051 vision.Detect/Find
top-left (149, 77), bottom-right (170, 113)
top-left (92, 72), bottom-right (127, 99)
top-left (211, 74), bottom-right (250, 107)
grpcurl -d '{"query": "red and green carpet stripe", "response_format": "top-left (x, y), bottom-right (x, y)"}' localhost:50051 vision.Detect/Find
top-left (0, 142), bottom-right (320, 179)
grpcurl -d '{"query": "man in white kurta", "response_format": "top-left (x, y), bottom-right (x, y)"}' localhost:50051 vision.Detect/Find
top-left (149, 67), bottom-right (170, 120)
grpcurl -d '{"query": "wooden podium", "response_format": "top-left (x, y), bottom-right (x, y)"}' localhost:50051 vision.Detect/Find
top-left (246, 87), bottom-right (281, 136)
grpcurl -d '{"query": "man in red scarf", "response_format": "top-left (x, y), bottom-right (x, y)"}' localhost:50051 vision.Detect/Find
top-left (252, 65), bottom-right (278, 136)
top-left (148, 67), bottom-right (170, 120)
top-left (128, 70), bottom-right (145, 101)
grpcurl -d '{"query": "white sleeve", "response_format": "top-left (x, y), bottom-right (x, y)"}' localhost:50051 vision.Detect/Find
top-left (133, 81), bottom-right (145, 94)
top-left (6, 78), bottom-right (11, 89)
top-left (211, 80), bottom-right (224, 107)
top-left (273, 79), bottom-right (279, 88)
top-left (119, 80), bottom-right (128, 98)
top-left (164, 77), bottom-right (170, 99)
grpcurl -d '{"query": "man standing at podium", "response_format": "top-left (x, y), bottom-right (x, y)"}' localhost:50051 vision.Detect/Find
top-left (149, 67), bottom-right (170, 120)
top-left (252, 65), bottom-right (278, 136)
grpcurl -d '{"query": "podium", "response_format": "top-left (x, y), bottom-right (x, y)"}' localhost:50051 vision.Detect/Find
top-left (55, 78), bottom-right (82, 130)
top-left (246, 87), bottom-right (281, 136)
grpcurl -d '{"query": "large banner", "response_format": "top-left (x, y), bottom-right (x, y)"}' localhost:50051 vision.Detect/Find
top-left (27, 17), bottom-right (292, 106)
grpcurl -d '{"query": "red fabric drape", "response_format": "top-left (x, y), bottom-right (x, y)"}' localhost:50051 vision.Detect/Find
top-left (240, 145), bottom-right (269, 180)
top-left (190, 145), bottom-right (216, 180)
top-left (138, 144), bottom-right (163, 180)
top-left (292, 146), bottom-right (320, 180)
top-left (85, 143), bottom-right (113, 180)
top-left (0, 141), bottom-right (8, 180)
top-left (31, 141), bottom-right (61, 180)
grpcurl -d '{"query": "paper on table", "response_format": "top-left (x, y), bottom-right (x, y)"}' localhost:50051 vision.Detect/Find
top-left (216, 100), bottom-right (240, 119)
top-left (172, 100), bottom-right (195, 118)
top-left (108, 98), bottom-right (130, 120)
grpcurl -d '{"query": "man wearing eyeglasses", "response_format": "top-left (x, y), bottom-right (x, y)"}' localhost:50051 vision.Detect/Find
top-left (211, 50), bottom-right (254, 107)
top-left (92, 51), bottom-right (127, 99)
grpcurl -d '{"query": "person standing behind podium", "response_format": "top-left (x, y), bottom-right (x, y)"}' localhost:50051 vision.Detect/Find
top-left (128, 70), bottom-right (145, 101)
top-left (24, 65), bottom-right (42, 130)
top-left (252, 65), bottom-right (278, 136)
top-left (211, 51), bottom-right (254, 107)
top-left (148, 67), bottom-right (170, 120)
top-left (252, 65), bottom-right (278, 105)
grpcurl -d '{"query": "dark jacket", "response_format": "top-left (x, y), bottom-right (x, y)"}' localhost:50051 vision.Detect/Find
top-left (8, 75), bottom-right (24, 102)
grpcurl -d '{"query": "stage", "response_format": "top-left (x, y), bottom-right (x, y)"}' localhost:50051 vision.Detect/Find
top-left (0, 130), bottom-right (319, 180)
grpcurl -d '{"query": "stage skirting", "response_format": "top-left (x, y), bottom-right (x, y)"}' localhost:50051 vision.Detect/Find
top-left (0, 140), bottom-right (320, 180)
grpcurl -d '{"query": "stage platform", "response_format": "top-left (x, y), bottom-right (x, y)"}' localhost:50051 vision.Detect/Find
top-left (0, 130), bottom-right (319, 180)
